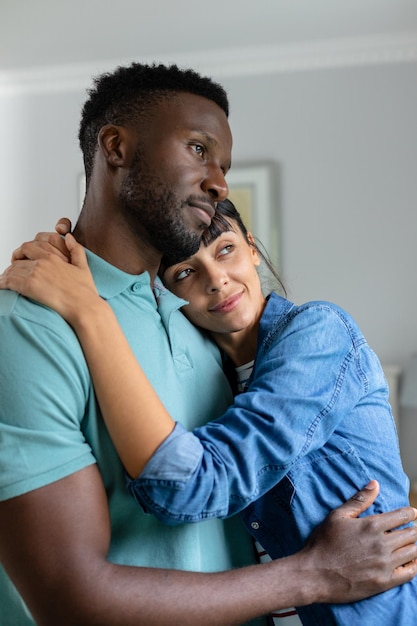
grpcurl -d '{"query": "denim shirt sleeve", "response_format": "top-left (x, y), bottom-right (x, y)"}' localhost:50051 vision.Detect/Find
top-left (129, 300), bottom-right (370, 524)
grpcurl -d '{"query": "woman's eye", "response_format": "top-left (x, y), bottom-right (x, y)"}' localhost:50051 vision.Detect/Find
top-left (175, 268), bottom-right (194, 282)
top-left (218, 244), bottom-right (233, 257)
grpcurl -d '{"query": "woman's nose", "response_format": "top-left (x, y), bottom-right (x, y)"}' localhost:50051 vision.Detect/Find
top-left (205, 267), bottom-right (228, 293)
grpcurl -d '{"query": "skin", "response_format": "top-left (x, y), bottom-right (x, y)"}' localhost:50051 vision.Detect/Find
top-left (1, 94), bottom-right (417, 625)
top-left (73, 93), bottom-right (231, 276)
top-left (162, 222), bottom-right (265, 366)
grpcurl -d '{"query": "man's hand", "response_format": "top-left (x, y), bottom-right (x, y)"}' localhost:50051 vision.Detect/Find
top-left (11, 217), bottom-right (73, 262)
top-left (298, 480), bottom-right (417, 605)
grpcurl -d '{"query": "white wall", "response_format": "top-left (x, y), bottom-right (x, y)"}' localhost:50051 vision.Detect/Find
top-left (221, 64), bottom-right (417, 475)
top-left (0, 89), bottom-right (84, 257)
top-left (1, 59), bottom-right (417, 475)
top-left (223, 64), bottom-right (417, 366)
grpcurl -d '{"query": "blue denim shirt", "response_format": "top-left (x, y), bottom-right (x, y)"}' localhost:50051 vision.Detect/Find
top-left (130, 293), bottom-right (417, 624)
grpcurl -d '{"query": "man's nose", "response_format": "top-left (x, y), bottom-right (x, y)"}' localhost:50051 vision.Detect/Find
top-left (201, 164), bottom-right (228, 202)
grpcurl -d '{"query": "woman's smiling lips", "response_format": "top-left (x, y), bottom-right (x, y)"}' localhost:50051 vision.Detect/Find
top-left (209, 292), bottom-right (243, 314)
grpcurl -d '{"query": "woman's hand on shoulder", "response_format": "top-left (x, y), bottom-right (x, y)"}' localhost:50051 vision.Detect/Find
top-left (12, 217), bottom-right (73, 263)
top-left (0, 226), bottom-right (102, 328)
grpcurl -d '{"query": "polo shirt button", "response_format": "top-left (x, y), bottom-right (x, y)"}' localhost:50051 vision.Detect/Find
top-left (132, 283), bottom-right (142, 292)
top-left (251, 521), bottom-right (260, 530)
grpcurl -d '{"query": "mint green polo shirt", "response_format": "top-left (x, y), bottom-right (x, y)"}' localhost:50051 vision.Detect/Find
top-left (0, 250), bottom-right (259, 625)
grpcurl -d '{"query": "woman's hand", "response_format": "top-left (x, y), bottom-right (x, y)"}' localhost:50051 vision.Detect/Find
top-left (12, 217), bottom-right (73, 262)
top-left (0, 232), bottom-right (102, 328)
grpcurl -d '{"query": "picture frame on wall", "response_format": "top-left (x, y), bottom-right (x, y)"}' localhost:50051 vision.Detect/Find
top-left (226, 162), bottom-right (279, 267)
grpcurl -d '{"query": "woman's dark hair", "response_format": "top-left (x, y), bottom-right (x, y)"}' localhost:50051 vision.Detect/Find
top-left (161, 198), bottom-right (286, 296)
top-left (79, 62), bottom-right (229, 184)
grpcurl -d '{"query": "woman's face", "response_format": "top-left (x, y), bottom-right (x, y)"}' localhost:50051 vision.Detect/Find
top-left (162, 219), bottom-right (266, 337)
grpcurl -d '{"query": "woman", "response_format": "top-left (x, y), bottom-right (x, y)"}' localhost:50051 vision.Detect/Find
top-left (2, 200), bottom-right (416, 625)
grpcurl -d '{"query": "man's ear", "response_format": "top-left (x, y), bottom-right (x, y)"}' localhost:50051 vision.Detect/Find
top-left (98, 125), bottom-right (135, 168)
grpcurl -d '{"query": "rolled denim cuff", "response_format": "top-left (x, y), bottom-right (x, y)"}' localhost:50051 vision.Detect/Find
top-left (134, 422), bottom-right (203, 482)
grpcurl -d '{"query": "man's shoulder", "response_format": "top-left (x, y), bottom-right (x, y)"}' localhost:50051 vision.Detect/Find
top-left (0, 290), bottom-right (79, 351)
top-left (0, 288), bottom-right (20, 314)
top-left (0, 290), bottom-right (89, 405)
top-left (0, 289), bottom-right (62, 325)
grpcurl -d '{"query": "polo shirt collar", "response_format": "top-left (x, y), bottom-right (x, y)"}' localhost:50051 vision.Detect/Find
top-left (84, 249), bottom-right (189, 312)
top-left (85, 248), bottom-right (152, 300)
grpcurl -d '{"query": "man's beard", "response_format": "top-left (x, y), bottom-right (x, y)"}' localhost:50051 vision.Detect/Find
top-left (119, 153), bottom-right (202, 263)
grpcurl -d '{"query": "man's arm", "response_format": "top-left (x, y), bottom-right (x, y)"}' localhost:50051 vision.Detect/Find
top-left (0, 473), bottom-right (416, 626)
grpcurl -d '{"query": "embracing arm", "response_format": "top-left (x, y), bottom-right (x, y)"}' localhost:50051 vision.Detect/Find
top-left (2, 233), bottom-right (174, 478)
top-left (2, 226), bottom-right (417, 623)
top-left (1, 232), bottom-right (360, 497)
top-left (0, 233), bottom-right (409, 523)
top-left (68, 290), bottom-right (175, 478)
top-left (1, 474), bottom-right (417, 626)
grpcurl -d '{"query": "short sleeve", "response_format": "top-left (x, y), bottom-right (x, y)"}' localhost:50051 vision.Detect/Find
top-left (0, 293), bottom-right (96, 500)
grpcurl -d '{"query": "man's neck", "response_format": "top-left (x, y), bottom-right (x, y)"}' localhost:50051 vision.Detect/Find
top-left (73, 210), bottom-right (162, 280)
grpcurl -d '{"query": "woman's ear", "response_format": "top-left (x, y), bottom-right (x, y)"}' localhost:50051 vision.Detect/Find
top-left (98, 125), bottom-right (134, 168)
top-left (247, 232), bottom-right (261, 266)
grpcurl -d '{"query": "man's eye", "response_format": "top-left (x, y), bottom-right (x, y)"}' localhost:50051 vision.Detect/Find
top-left (192, 144), bottom-right (205, 157)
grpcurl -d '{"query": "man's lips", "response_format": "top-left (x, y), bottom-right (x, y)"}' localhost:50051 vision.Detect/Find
top-left (210, 292), bottom-right (243, 313)
top-left (188, 201), bottom-right (215, 227)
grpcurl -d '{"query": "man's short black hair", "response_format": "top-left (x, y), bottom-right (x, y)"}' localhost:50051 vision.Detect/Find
top-left (79, 62), bottom-right (229, 182)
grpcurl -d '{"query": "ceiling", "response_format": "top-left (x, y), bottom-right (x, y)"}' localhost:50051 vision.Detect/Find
top-left (1, 0), bottom-right (417, 72)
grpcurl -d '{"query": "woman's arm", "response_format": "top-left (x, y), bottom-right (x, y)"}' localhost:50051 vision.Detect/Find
top-left (72, 299), bottom-right (175, 477)
top-left (128, 302), bottom-right (403, 528)
top-left (0, 234), bottom-right (174, 478)
top-left (0, 234), bottom-right (402, 529)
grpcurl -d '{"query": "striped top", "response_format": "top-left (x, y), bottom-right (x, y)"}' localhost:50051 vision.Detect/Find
top-left (236, 362), bottom-right (302, 625)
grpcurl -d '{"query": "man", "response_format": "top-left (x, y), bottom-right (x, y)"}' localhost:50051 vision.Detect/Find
top-left (0, 62), bottom-right (416, 626)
